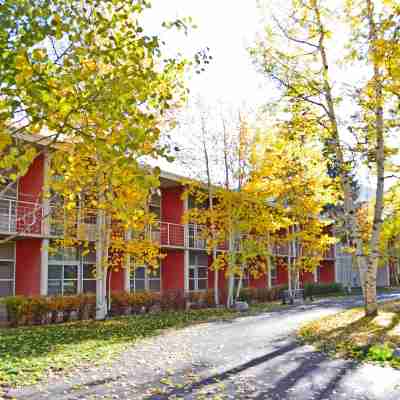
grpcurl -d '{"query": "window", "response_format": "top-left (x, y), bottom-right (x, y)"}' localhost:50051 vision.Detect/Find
top-left (149, 193), bottom-right (161, 219)
top-left (189, 252), bottom-right (208, 291)
top-left (82, 246), bottom-right (96, 293)
top-left (188, 224), bottom-right (206, 249)
top-left (48, 247), bottom-right (79, 295)
top-left (0, 242), bottom-right (15, 297)
top-left (48, 244), bottom-right (98, 295)
top-left (149, 194), bottom-right (161, 242)
top-left (130, 265), bottom-right (161, 292)
top-left (0, 182), bottom-right (17, 233)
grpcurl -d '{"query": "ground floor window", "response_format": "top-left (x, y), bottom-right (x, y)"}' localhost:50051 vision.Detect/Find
top-left (130, 265), bottom-right (161, 292)
top-left (0, 242), bottom-right (15, 297)
top-left (48, 245), bottom-right (96, 295)
top-left (189, 251), bottom-right (208, 291)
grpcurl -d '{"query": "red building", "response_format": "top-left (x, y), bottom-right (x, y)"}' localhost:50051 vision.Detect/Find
top-left (0, 153), bottom-right (337, 299)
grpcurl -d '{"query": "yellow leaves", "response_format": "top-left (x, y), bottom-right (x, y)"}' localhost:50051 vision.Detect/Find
top-left (0, 131), bottom-right (11, 152)
top-left (82, 59), bottom-right (97, 72)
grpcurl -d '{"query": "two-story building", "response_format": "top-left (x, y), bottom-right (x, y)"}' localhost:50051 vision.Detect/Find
top-left (0, 151), bottom-right (338, 299)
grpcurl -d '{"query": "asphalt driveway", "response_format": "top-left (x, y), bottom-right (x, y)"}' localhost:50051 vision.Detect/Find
top-left (6, 294), bottom-right (400, 400)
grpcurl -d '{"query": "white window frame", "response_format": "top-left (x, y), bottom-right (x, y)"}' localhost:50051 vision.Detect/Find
top-left (48, 245), bottom-right (97, 296)
top-left (189, 252), bottom-right (208, 292)
top-left (48, 248), bottom-right (80, 296)
top-left (0, 241), bottom-right (16, 297)
top-left (81, 247), bottom-right (96, 294)
top-left (130, 265), bottom-right (161, 293)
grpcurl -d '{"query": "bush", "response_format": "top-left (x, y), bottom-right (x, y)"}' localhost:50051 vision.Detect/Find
top-left (48, 296), bottom-right (64, 323)
top-left (27, 296), bottom-right (49, 325)
top-left (3, 296), bottom-right (27, 327)
top-left (237, 285), bottom-right (287, 303)
top-left (367, 344), bottom-right (394, 362)
top-left (159, 290), bottom-right (186, 311)
top-left (127, 292), bottom-right (159, 313)
top-left (111, 291), bottom-right (130, 315)
top-left (188, 290), bottom-right (215, 308)
top-left (77, 294), bottom-right (96, 320)
top-left (304, 282), bottom-right (343, 298)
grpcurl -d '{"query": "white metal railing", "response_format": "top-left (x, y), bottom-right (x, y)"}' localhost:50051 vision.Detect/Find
top-left (49, 205), bottom-right (97, 240)
top-left (148, 222), bottom-right (227, 250)
top-left (0, 197), bottom-right (45, 235)
top-left (0, 197), bottom-right (336, 258)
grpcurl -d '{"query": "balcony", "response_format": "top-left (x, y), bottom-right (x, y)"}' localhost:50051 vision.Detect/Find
top-left (0, 196), bottom-right (337, 258)
top-left (149, 222), bottom-right (228, 250)
top-left (0, 197), bottom-right (44, 236)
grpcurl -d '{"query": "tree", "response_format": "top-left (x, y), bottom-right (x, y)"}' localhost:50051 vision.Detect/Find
top-left (251, 0), bottom-right (400, 316)
top-left (247, 124), bottom-right (336, 299)
top-left (172, 98), bottom-right (253, 306)
top-left (0, 0), bottom-right (192, 318)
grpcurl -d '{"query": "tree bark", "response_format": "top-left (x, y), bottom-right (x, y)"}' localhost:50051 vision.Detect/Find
top-left (363, 0), bottom-right (385, 317)
top-left (313, 3), bottom-right (379, 316)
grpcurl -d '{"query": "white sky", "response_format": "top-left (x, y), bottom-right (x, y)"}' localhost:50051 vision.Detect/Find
top-left (142, 0), bottom-right (396, 194)
top-left (143, 0), bottom-right (270, 107)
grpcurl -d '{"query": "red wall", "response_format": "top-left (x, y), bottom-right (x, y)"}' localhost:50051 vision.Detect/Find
top-left (319, 260), bottom-right (335, 283)
top-left (276, 260), bottom-right (289, 286)
top-left (301, 271), bottom-right (315, 284)
top-left (15, 239), bottom-right (42, 296)
top-left (250, 274), bottom-right (267, 289)
top-left (162, 250), bottom-right (184, 291)
top-left (18, 154), bottom-right (44, 201)
top-left (161, 187), bottom-right (184, 223)
top-left (109, 269), bottom-right (124, 292)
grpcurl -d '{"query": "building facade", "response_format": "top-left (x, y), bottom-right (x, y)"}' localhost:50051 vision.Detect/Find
top-left (0, 152), bottom-right (339, 299)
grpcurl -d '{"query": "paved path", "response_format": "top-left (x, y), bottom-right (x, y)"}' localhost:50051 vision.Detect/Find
top-left (6, 294), bottom-right (400, 400)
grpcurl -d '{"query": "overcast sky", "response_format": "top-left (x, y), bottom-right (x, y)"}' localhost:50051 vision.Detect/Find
top-left (143, 0), bottom-right (270, 107)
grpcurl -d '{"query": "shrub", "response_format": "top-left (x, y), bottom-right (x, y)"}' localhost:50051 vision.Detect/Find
top-left (367, 344), bottom-right (394, 362)
top-left (237, 288), bottom-right (256, 303)
top-left (3, 296), bottom-right (27, 327)
top-left (237, 285), bottom-right (287, 303)
top-left (127, 292), bottom-right (159, 313)
top-left (303, 282), bottom-right (343, 298)
top-left (77, 294), bottom-right (96, 320)
top-left (111, 291), bottom-right (130, 315)
top-left (159, 290), bottom-right (186, 311)
top-left (27, 296), bottom-right (49, 325)
top-left (48, 296), bottom-right (64, 323)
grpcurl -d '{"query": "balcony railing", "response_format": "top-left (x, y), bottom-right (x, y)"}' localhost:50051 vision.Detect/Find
top-left (148, 222), bottom-right (228, 250)
top-left (0, 197), bottom-right (44, 236)
top-left (0, 197), bottom-right (337, 258)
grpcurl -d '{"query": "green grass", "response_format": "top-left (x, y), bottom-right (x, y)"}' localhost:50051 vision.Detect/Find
top-left (298, 300), bottom-right (400, 368)
top-left (0, 302), bottom-right (284, 388)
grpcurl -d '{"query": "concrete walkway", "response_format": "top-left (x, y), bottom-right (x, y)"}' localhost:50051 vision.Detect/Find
top-left (6, 294), bottom-right (400, 400)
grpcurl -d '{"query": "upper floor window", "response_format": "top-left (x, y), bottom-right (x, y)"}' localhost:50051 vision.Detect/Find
top-left (0, 181), bottom-right (17, 200)
top-left (0, 242), bottom-right (15, 297)
top-left (188, 195), bottom-right (208, 210)
top-left (149, 193), bottom-right (161, 220)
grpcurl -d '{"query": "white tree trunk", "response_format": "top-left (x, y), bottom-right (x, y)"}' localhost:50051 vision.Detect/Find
top-left (95, 206), bottom-right (107, 320)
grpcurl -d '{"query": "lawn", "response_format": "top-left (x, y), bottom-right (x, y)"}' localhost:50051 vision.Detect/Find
top-left (0, 302), bottom-right (284, 388)
top-left (298, 300), bottom-right (400, 368)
